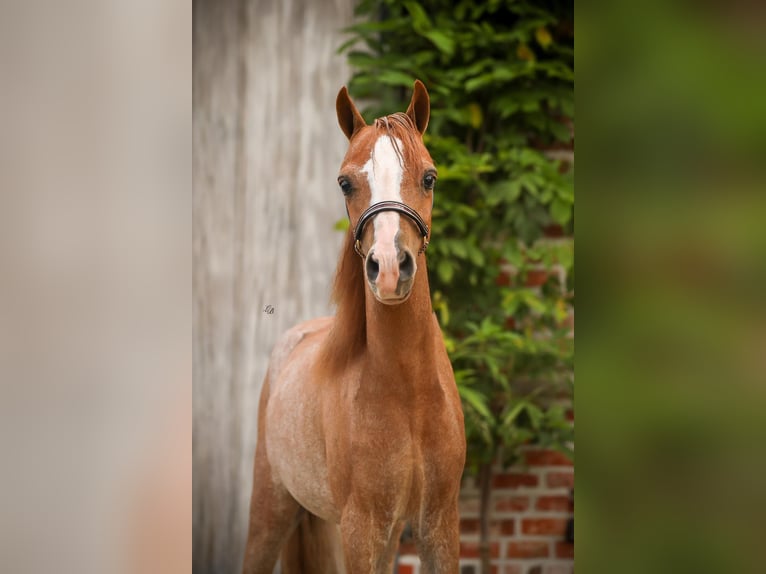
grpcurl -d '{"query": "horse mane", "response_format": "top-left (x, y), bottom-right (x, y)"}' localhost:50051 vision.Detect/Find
top-left (316, 112), bottom-right (424, 377)
top-left (316, 228), bottom-right (367, 376)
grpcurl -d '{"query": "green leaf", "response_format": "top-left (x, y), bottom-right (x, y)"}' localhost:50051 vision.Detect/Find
top-left (437, 260), bottom-right (454, 283)
top-left (378, 70), bottom-right (415, 87)
top-left (516, 43), bottom-right (536, 62)
top-left (450, 240), bottom-right (467, 259)
top-left (503, 400), bottom-right (527, 426)
top-left (557, 179), bottom-right (575, 202)
top-left (522, 291), bottom-right (548, 314)
top-left (468, 103), bottom-right (483, 128)
top-left (526, 403), bottom-right (544, 429)
top-left (535, 27), bottom-right (553, 49)
top-left (502, 291), bottom-right (521, 316)
top-left (432, 290), bottom-right (451, 326)
top-left (347, 51), bottom-right (380, 68)
top-left (465, 73), bottom-right (494, 92)
top-left (467, 244), bottom-right (485, 266)
top-left (488, 180), bottom-right (522, 205)
top-left (403, 1), bottom-right (432, 32)
top-left (552, 242), bottom-right (574, 269)
top-left (333, 218), bottom-right (349, 232)
top-left (550, 120), bottom-right (573, 143)
top-left (550, 197), bottom-right (572, 225)
top-left (341, 20), bottom-right (405, 35)
top-left (423, 30), bottom-right (455, 56)
top-left (458, 385), bottom-right (494, 421)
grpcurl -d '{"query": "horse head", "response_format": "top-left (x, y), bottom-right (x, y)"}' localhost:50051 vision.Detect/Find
top-left (335, 80), bottom-right (435, 305)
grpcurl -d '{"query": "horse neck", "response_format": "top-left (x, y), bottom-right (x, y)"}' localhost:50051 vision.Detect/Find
top-left (363, 258), bottom-right (437, 389)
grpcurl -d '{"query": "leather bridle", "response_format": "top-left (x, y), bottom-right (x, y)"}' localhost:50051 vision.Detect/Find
top-left (352, 200), bottom-right (430, 258)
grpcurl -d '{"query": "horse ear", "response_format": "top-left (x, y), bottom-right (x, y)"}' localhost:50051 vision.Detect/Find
top-left (406, 80), bottom-right (430, 135)
top-left (336, 86), bottom-right (366, 140)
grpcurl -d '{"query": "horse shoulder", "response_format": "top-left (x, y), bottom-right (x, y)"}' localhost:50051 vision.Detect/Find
top-left (267, 316), bottom-right (334, 381)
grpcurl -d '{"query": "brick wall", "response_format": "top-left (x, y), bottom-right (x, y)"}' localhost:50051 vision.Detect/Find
top-left (397, 448), bottom-right (574, 574)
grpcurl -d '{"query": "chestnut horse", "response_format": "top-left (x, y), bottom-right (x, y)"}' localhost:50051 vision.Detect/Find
top-left (242, 81), bottom-right (466, 574)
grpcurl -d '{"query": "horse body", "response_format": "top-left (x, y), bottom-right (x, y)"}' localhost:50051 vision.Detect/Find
top-left (267, 317), bottom-right (339, 522)
top-left (243, 81), bottom-right (466, 574)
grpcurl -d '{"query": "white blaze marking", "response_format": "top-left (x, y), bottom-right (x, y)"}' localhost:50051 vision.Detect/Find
top-left (361, 135), bottom-right (403, 266)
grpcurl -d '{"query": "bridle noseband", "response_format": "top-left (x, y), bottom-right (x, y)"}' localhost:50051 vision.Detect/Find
top-left (353, 200), bottom-right (430, 258)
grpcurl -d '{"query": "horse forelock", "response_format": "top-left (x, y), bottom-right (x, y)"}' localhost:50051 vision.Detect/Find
top-left (372, 113), bottom-right (426, 173)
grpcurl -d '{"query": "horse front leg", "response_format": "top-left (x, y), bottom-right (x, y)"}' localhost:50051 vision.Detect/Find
top-left (242, 375), bottom-right (302, 574)
top-left (241, 436), bottom-right (301, 574)
top-left (339, 504), bottom-right (403, 574)
top-left (414, 503), bottom-right (461, 574)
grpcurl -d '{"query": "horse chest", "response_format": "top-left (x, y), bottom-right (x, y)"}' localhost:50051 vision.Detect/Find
top-left (333, 395), bottom-right (460, 511)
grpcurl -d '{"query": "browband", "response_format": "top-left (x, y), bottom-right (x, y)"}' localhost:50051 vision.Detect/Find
top-left (353, 200), bottom-right (430, 258)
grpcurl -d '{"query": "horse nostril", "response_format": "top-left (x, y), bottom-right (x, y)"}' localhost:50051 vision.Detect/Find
top-left (399, 250), bottom-right (415, 281)
top-left (365, 252), bottom-right (379, 282)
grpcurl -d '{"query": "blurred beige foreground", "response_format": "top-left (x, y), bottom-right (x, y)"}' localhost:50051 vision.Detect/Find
top-left (0, 2), bottom-right (190, 574)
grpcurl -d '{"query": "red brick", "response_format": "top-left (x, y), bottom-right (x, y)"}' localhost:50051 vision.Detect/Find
top-left (499, 519), bottom-right (515, 535)
top-left (492, 472), bottom-right (538, 488)
top-left (524, 269), bottom-right (549, 287)
top-left (398, 565), bottom-right (415, 574)
top-left (459, 519), bottom-right (515, 537)
top-left (546, 471), bottom-right (574, 488)
top-left (535, 495), bottom-right (573, 512)
top-left (460, 541), bottom-right (500, 558)
top-left (498, 566), bottom-right (522, 574)
top-left (543, 224), bottom-right (565, 238)
top-left (399, 541), bottom-right (417, 555)
top-left (460, 518), bottom-right (480, 534)
top-left (507, 540), bottom-right (550, 558)
top-left (522, 518), bottom-right (568, 535)
top-left (495, 495), bottom-right (530, 512)
top-left (496, 271), bottom-right (513, 287)
top-left (524, 449), bottom-right (573, 467)
top-left (556, 541), bottom-right (575, 559)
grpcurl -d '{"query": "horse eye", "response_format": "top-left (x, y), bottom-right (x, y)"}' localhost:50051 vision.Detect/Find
top-left (423, 173), bottom-right (436, 190)
top-left (338, 178), bottom-right (352, 196)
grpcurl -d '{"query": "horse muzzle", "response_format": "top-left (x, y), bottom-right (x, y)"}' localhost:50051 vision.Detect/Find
top-left (365, 248), bottom-right (416, 304)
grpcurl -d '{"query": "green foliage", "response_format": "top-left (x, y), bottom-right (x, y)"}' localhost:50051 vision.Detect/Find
top-left (340, 0), bottom-right (574, 474)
